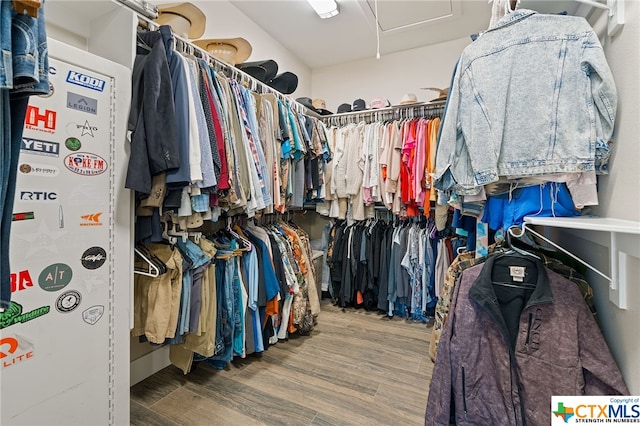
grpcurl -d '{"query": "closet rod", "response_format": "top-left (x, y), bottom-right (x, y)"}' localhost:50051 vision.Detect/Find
top-left (324, 101), bottom-right (445, 120)
top-left (134, 13), bottom-right (319, 118)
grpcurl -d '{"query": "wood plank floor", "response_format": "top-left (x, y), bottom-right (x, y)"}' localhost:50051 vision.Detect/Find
top-left (131, 301), bottom-right (433, 426)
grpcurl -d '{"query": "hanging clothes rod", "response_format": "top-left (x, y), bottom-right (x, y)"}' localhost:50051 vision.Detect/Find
top-left (328, 101), bottom-right (445, 119)
top-left (323, 101), bottom-right (445, 126)
top-left (134, 14), bottom-right (319, 117)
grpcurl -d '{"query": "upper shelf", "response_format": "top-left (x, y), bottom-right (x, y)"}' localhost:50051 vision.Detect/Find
top-left (524, 215), bottom-right (639, 310)
top-left (524, 216), bottom-right (640, 234)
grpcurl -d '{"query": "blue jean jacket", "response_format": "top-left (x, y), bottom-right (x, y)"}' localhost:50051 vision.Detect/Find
top-left (435, 10), bottom-right (617, 194)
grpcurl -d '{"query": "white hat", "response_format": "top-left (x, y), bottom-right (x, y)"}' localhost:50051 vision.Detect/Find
top-left (155, 3), bottom-right (206, 39)
top-left (398, 93), bottom-right (418, 105)
top-left (193, 38), bottom-right (253, 66)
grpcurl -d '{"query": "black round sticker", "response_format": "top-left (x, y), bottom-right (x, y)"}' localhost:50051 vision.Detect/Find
top-left (81, 247), bottom-right (107, 270)
top-left (56, 290), bottom-right (81, 313)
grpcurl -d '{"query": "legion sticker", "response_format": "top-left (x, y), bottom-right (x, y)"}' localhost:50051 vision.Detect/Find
top-left (81, 247), bottom-right (107, 270)
top-left (66, 92), bottom-right (97, 115)
top-left (55, 290), bottom-right (81, 313)
top-left (82, 305), bottom-right (104, 325)
top-left (65, 137), bottom-right (82, 151)
top-left (38, 263), bottom-right (73, 292)
top-left (64, 152), bottom-right (108, 176)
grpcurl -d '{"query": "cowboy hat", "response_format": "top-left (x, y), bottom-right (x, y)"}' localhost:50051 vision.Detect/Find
top-left (422, 87), bottom-right (449, 102)
top-left (193, 37), bottom-right (252, 65)
top-left (296, 97), bottom-right (320, 114)
top-left (268, 72), bottom-right (298, 95)
top-left (155, 2), bottom-right (206, 39)
top-left (398, 93), bottom-right (418, 105)
top-left (237, 59), bottom-right (278, 83)
top-left (312, 98), bottom-right (333, 115)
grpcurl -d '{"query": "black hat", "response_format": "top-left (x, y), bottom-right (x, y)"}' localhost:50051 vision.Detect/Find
top-left (337, 103), bottom-right (352, 113)
top-left (268, 72), bottom-right (298, 95)
top-left (352, 98), bottom-right (367, 111)
top-left (295, 97), bottom-right (319, 114)
top-left (236, 59), bottom-right (278, 83)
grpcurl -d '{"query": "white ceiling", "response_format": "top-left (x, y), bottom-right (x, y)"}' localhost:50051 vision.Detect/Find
top-left (154, 0), bottom-right (585, 70)
top-left (227, 0), bottom-right (583, 69)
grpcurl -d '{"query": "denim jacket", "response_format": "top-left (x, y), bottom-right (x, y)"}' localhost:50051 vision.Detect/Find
top-left (0, 0), bottom-right (49, 96)
top-left (434, 10), bottom-right (617, 194)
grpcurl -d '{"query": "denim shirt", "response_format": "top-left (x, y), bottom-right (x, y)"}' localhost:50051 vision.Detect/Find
top-left (434, 10), bottom-right (617, 194)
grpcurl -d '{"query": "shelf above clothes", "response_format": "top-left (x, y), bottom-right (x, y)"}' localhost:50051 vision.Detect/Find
top-left (523, 215), bottom-right (640, 309)
top-left (519, 0), bottom-right (625, 36)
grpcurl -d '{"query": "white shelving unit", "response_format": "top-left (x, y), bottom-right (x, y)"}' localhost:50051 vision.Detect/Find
top-left (524, 216), bottom-right (640, 309)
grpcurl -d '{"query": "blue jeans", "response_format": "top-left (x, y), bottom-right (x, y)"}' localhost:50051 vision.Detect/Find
top-left (1, 94), bottom-right (29, 308)
top-left (0, 0), bottom-right (49, 308)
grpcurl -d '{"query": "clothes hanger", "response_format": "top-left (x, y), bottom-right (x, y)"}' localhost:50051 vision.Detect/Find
top-left (225, 217), bottom-right (253, 252)
top-left (188, 231), bottom-right (202, 244)
top-left (13, 0), bottom-right (40, 18)
top-left (502, 225), bottom-right (541, 260)
top-left (136, 34), bottom-right (152, 52)
top-left (134, 245), bottom-right (163, 277)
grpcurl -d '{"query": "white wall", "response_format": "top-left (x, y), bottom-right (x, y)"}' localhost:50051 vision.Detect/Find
top-left (311, 36), bottom-right (471, 112)
top-left (557, 1), bottom-right (640, 394)
top-left (310, 3), bottom-right (640, 395)
top-left (167, 0), bottom-right (312, 97)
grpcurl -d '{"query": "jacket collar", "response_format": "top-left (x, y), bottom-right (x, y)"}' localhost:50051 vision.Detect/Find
top-left (469, 254), bottom-right (554, 343)
top-left (487, 8), bottom-right (537, 32)
top-left (470, 254), bottom-right (554, 309)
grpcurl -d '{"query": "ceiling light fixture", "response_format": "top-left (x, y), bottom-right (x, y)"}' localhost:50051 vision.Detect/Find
top-left (306, 0), bottom-right (340, 19)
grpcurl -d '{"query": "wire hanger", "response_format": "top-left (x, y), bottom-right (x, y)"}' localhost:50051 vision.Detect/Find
top-left (505, 225), bottom-right (541, 259)
top-left (226, 217), bottom-right (253, 252)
